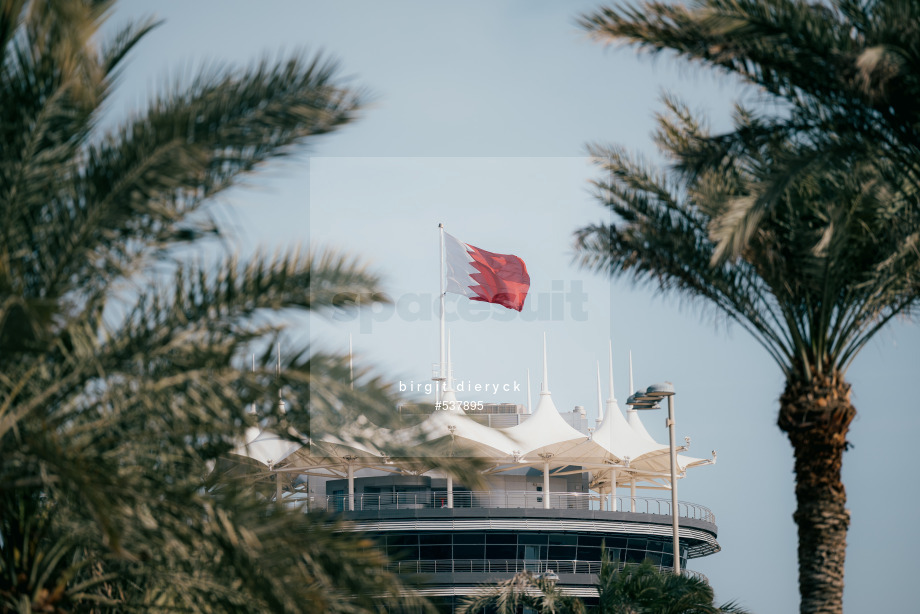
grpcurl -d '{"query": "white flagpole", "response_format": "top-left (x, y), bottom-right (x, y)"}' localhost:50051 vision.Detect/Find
top-left (439, 223), bottom-right (446, 404)
top-left (446, 329), bottom-right (453, 391)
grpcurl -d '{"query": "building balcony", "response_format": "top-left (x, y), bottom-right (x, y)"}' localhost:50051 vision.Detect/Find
top-left (314, 490), bottom-right (715, 525)
top-left (385, 558), bottom-right (708, 580)
top-left (309, 491), bottom-right (720, 561)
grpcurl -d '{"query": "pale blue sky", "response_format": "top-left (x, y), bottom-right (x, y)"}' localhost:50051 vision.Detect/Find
top-left (108, 2), bottom-right (919, 611)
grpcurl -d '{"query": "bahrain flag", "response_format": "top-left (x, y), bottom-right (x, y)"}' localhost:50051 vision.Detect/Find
top-left (444, 232), bottom-right (530, 311)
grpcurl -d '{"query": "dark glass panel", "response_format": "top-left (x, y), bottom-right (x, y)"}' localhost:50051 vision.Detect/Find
top-left (548, 546), bottom-right (577, 559)
top-left (453, 533), bottom-right (485, 544)
top-left (624, 549), bottom-right (645, 563)
top-left (603, 537), bottom-right (627, 549)
top-left (547, 533), bottom-right (577, 546)
top-left (518, 534), bottom-right (548, 545)
top-left (520, 544), bottom-right (545, 560)
top-left (419, 533), bottom-right (451, 545)
top-left (577, 535), bottom-right (603, 547)
top-left (486, 544), bottom-right (516, 559)
top-left (643, 552), bottom-right (662, 566)
top-left (388, 545), bottom-right (419, 560)
top-left (420, 544), bottom-right (451, 560)
top-left (388, 534), bottom-right (419, 546)
top-left (486, 533), bottom-right (517, 544)
top-left (454, 544), bottom-right (484, 559)
top-left (627, 538), bottom-right (649, 550)
top-left (645, 540), bottom-right (665, 552)
top-left (577, 546), bottom-right (600, 561)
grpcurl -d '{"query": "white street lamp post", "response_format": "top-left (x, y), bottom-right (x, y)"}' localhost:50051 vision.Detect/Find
top-left (665, 390), bottom-right (679, 575)
top-left (628, 382), bottom-right (680, 575)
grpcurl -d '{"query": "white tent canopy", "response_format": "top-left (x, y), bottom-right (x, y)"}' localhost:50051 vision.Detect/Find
top-left (225, 337), bottom-right (715, 510)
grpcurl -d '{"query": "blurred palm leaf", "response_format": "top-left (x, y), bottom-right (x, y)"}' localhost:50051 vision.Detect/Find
top-left (0, 2), bottom-right (445, 612)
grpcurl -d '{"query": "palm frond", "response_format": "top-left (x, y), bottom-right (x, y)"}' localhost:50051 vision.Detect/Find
top-left (0, 3), bottom-right (443, 612)
top-left (580, 0), bottom-right (920, 261)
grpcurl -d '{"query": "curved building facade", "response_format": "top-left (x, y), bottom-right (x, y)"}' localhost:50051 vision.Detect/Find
top-left (234, 344), bottom-right (722, 612)
top-left (319, 463), bottom-right (719, 612)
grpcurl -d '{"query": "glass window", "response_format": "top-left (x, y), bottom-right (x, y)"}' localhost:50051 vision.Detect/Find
top-left (577, 535), bottom-right (603, 547)
top-left (577, 546), bottom-right (600, 561)
top-left (419, 544), bottom-right (451, 560)
top-left (486, 533), bottom-right (516, 544)
top-left (603, 537), bottom-right (627, 549)
top-left (548, 533), bottom-right (577, 546)
top-left (518, 534), bottom-right (548, 545)
top-left (523, 545), bottom-right (542, 569)
top-left (646, 540), bottom-right (665, 552)
top-left (388, 545), bottom-right (418, 560)
top-left (624, 549), bottom-right (645, 564)
top-left (627, 538), bottom-right (648, 550)
top-left (454, 544), bottom-right (484, 559)
top-left (419, 533), bottom-right (450, 545)
top-left (523, 545), bottom-right (540, 559)
top-left (486, 544), bottom-right (516, 559)
top-left (548, 546), bottom-right (577, 559)
top-left (646, 553), bottom-right (663, 566)
top-left (388, 534), bottom-right (419, 546)
top-left (453, 533), bottom-right (485, 544)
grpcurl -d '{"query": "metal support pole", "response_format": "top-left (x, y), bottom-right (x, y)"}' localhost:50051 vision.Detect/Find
top-left (668, 395), bottom-right (680, 575)
top-left (543, 459), bottom-right (551, 510)
top-left (610, 468), bottom-right (617, 511)
top-left (630, 478), bottom-right (637, 513)
top-left (347, 461), bottom-right (355, 512)
top-left (447, 475), bottom-right (454, 508)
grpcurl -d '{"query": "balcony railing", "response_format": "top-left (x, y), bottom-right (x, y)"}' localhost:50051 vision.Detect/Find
top-left (317, 491), bottom-right (715, 523)
top-left (385, 558), bottom-right (708, 582)
top-left (387, 558), bottom-right (602, 575)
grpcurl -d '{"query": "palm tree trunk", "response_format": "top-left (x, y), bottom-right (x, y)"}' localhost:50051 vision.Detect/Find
top-left (778, 374), bottom-right (856, 614)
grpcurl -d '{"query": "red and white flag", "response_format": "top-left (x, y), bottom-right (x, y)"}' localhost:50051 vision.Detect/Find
top-left (444, 232), bottom-right (530, 312)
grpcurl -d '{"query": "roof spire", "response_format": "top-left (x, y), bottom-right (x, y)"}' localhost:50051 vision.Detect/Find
top-left (596, 361), bottom-right (604, 423)
top-left (608, 339), bottom-right (616, 402)
top-left (628, 350), bottom-right (634, 396)
top-left (526, 368), bottom-right (532, 414)
top-left (541, 332), bottom-right (549, 394)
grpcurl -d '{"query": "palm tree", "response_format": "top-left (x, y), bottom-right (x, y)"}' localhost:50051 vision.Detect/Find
top-left (457, 549), bottom-right (749, 614)
top-left (574, 95), bottom-right (919, 613)
top-left (457, 571), bottom-right (587, 614)
top-left (579, 0), bottom-right (920, 263)
top-left (595, 558), bottom-right (749, 614)
top-left (0, 1), bottom-right (438, 612)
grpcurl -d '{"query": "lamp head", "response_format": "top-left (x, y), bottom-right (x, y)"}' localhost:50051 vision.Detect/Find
top-left (645, 382), bottom-right (675, 398)
top-left (626, 392), bottom-right (661, 410)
